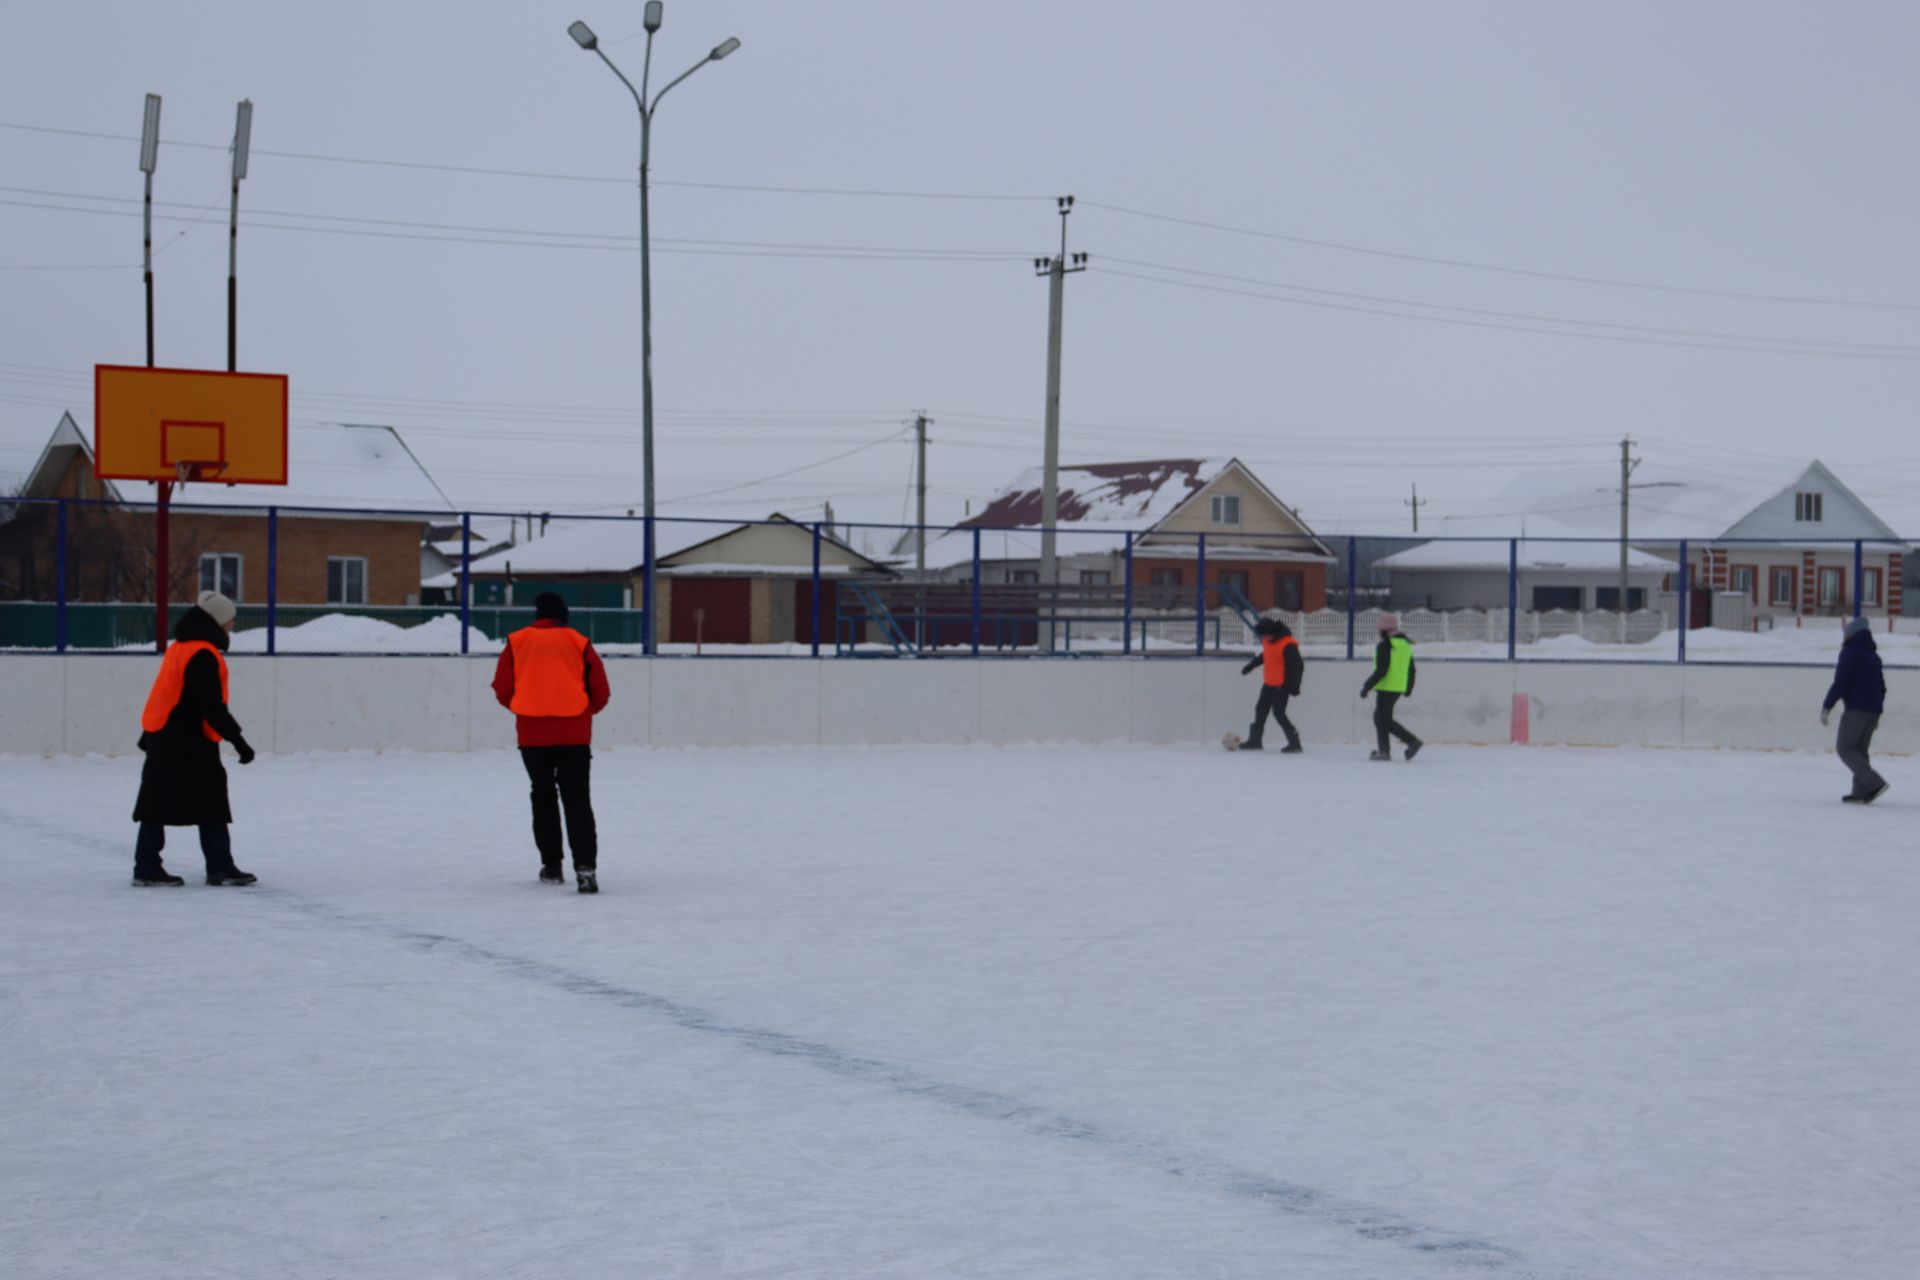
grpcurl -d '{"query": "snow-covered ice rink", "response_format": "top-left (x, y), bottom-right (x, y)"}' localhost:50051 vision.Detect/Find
top-left (3, 742), bottom-right (1915, 1279)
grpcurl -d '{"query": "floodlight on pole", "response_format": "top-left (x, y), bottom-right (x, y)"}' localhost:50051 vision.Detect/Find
top-left (231, 99), bottom-right (253, 181)
top-left (565, 5), bottom-right (742, 655)
top-left (227, 99), bottom-right (252, 372)
top-left (139, 94), bottom-right (162, 174)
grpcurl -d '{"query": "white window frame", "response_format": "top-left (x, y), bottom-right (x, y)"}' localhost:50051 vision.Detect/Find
top-left (1862, 567), bottom-right (1882, 608)
top-left (1795, 492), bottom-right (1824, 522)
top-left (1769, 567), bottom-right (1795, 607)
top-left (1209, 493), bottom-right (1242, 526)
top-left (1818, 566), bottom-right (1844, 608)
top-left (327, 556), bottom-right (369, 605)
top-left (199, 552), bottom-right (243, 602)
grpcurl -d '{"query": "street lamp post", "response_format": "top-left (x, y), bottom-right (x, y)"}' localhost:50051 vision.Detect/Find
top-left (569, 6), bottom-right (740, 655)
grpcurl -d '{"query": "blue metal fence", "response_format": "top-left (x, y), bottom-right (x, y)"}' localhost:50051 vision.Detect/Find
top-left (0, 495), bottom-right (1910, 663)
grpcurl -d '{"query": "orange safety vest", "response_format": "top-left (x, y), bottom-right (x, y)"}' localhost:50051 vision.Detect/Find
top-left (1260, 634), bottom-right (1298, 687)
top-left (139, 640), bottom-right (230, 742)
top-left (507, 625), bottom-right (592, 717)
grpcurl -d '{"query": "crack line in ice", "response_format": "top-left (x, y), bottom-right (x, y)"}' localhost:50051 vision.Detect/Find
top-left (41, 812), bottom-right (1554, 1276)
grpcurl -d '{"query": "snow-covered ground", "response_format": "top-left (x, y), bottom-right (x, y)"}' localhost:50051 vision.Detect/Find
top-left (3, 743), bottom-right (1915, 1279)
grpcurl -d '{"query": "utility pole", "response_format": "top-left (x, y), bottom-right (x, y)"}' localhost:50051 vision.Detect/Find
top-left (914, 413), bottom-right (932, 578)
top-left (1619, 436), bottom-right (1641, 639)
top-left (1405, 481), bottom-right (1427, 533)
top-left (1035, 195), bottom-right (1088, 651)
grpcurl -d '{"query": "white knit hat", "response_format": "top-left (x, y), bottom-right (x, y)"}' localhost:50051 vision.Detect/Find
top-left (197, 590), bottom-right (238, 628)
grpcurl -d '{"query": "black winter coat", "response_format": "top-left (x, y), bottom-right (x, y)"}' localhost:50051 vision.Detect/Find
top-left (132, 607), bottom-right (249, 826)
top-left (1824, 630), bottom-right (1886, 716)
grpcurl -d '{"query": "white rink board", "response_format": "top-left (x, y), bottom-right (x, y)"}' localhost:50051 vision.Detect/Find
top-left (2, 654), bottom-right (1914, 756)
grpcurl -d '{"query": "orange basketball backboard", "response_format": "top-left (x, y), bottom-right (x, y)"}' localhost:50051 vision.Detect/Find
top-left (94, 365), bottom-right (289, 485)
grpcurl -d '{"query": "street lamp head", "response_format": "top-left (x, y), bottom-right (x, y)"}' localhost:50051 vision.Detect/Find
top-left (567, 20), bottom-right (598, 49)
top-left (710, 36), bottom-right (741, 60)
top-left (139, 93), bottom-right (162, 175)
top-left (644, 2), bottom-right (663, 33)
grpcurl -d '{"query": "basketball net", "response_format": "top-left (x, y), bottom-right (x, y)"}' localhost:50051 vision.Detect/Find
top-left (172, 460), bottom-right (229, 491)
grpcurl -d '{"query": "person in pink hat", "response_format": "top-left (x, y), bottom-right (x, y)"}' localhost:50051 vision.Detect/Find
top-left (1359, 612), bottom-right (1422, 761)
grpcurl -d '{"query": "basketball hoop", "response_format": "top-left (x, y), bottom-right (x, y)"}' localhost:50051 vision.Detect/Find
top-left (173, 459), bottom-right (229, 489)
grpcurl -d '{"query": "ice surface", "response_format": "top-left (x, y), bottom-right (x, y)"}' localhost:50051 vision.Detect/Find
top-left (3, 743), bottom-right (1915, 1278)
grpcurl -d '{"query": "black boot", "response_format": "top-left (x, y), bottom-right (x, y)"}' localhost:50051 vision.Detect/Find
top-left (539, 866), bottom-right (565, 884)
top-left (206, 870), bottom-right (257, 886)
top-left (1280, 738), bottom-right (1303, 754)
top-left (576, 870), bottom-right (598, 895)
top-left (132, 870), bottom-right (184, 887)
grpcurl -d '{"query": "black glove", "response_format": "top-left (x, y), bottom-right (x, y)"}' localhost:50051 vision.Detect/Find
top-left (234, 738), bottom-right (257, 766)
top-left (1241, 657), bottom-right (1260, 676)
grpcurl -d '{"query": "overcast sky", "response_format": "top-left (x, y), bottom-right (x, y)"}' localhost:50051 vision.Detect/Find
top-left (4, 0), bottom-right (1918, 538)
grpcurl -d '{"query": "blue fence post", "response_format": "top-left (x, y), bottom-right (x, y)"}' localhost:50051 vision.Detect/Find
top-left (1677, 540), bottom-right (1689, 664)
top-left (1345, 535), bottom-right (1357, 662)
top-left (1122, 532), bottom-right (1134, 656)
top-left (643, 514), bottom-right (657, 657)
top-left (970, 528), bottom-right (981, 657)
top-left (54, 499), bottom-right (68, 654)
top-left (1853, 539), bottom-right (1864, 618)
top-left (810, 522), bottom-right (822, 658)
top-left (1195, 532), bottom-right (1208, 657)
top-left (266, 506), bottom-right (278, 656)
top-left (459, 512), bottom-right (472, 656)
top-left (1506, 538), bottom-right (1518, 661)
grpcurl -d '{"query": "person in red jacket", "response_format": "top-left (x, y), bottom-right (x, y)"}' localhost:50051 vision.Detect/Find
top-left (493, 592), bottom-right (612, 892)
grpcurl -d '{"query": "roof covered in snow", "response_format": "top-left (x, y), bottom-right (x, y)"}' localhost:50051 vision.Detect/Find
top-left (960, 458), bottom-right (1235, 530)
top-left (166, 423), bottom-right (456, 515)
top-left (1469, 460), bottom-right (1906, 546)
top-left (1377, 515), bottom-right (1679, 573)
top-left (442, 514), bottom-right (883, 582)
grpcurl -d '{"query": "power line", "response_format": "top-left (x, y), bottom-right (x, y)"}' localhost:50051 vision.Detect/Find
top-left (1091, 265), bottom-right (1920, 361)
top-left (1098, 255), bottom-right (1920, 355)
top-left (1080, 200), bottom-right (1920, 312)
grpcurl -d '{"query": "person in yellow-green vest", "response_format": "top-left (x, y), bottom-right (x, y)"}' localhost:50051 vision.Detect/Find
top-left (1359, 612), bottom-right (1422, 762)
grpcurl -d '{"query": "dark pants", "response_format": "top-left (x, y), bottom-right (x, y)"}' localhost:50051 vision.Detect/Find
top-left (520, 745), bottom-right (597, 871)
top-left (1837, 710), bottom-right (1887, 798)
top-left (134, 822), bottom-right (235, 878)
top-left (1246, 686), bottom-right (1299, 747)
top-left (1374, 692), bottom-right (1419, 754)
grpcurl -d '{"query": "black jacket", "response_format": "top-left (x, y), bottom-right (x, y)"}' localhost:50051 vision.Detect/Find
top-left (132, 607), bottom-right (250, 826)
top-left (1361, 634), bottom-right (1416, 697)
top-left (1824, 630), bottom-right (1886, 716)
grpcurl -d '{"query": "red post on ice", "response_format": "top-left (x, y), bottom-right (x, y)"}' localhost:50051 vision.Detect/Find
top-left (1510, 692), bottom-right (1531, 745)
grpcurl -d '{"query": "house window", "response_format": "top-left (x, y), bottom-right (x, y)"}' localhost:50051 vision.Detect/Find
top-left (1149, 568), bottom-right (1182, 588)
top-left (327, 557), bottom-right (369, 605)
top-left (1818, 567), bottom-right (1845, 609)
top-left (1078, 569), bottom-right (1111, 586)
top-left (1794, 492), bottom-right (1824, 522)
top-left (1862, 568), bottom-right (1882, 608)
top-left (199, 553), bottom-right (242, 602)
top-left (1273, 571), bottom-right (1304, 612)
top-left (1216, 569), bottom-right (1250, 601)
top-left (1729, 566), bottom-right (1756, 602)
top-left (1209, 494), bottom-right (1241, 525)
top-left (1011, 569), bottom-right (1040, 585)
top-left (1769, 567), bottom-right (1795, 606)
top-left (1594, 586), bottom-right (1646, 611)
top-left (1531, 586), bottom-right (1582, 612)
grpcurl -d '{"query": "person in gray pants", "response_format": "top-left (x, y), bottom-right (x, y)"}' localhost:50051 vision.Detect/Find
top-left (1821, 616), bottom-right (1889, 805)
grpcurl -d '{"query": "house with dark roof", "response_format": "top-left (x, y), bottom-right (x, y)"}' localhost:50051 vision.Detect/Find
top-left (907, 457), bottom-right (1335, 614)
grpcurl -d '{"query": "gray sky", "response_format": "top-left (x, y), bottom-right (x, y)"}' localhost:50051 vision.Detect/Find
top-left (4, 0), bottom-right (1918, 537)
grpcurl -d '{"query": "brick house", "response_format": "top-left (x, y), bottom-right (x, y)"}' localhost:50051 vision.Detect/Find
top-left (908, 458), bottom-right (1334, 612)
top-left (0, 412), bottom-right (447, 609)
